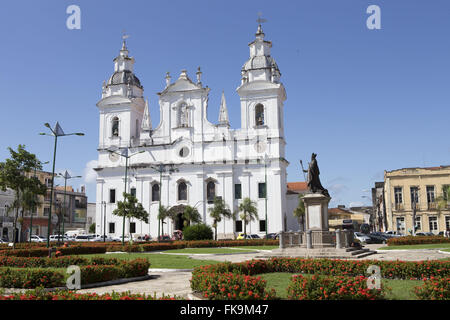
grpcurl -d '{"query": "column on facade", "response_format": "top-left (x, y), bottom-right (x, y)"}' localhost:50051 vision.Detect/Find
top-left (196, 173), bottom-right (205, 222)
top-left (96, 179), bottom-right (105, 235)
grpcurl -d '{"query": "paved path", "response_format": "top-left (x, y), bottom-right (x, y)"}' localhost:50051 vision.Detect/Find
top-left (77, 245), bottom-right (450, 298)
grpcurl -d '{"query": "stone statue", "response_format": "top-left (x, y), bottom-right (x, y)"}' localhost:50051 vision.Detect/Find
top-left (180, 103), bottom-right (188, 127)
top-left (303, 153), bottom-right (330, 197)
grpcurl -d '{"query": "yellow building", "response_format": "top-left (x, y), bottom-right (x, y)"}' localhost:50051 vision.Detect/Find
top-left (328, 206), bottom-right (370, 231)
top-left (384, 166), bottom-right (450, 235)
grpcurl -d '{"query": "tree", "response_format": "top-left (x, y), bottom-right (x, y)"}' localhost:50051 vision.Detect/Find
top-left (209, 197), bottom-right (232, 240)
top-left (238, 197), bottom-right (258, 237)
top-left (112, 192), bottom-right (148, 241)
top-left (293, 194), bottom-right (306, 231)
top-left (157, 205), bottom-right (169, 236)
top-left (437, 185), bottom-right (450, 217)
top-left (20, 187), bottom-right (43, 241)
top-left (182, 205), bottom-right (202, 228)
top-left (0, 145), bottom-right (47, 248)
top-left (89, 223), bottom-right (96, 233)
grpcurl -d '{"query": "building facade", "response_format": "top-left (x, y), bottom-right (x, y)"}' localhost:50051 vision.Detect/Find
top-left (0, 188), bottom-right (16, 241)
top-left (95, 25), bottom-right (291, 239)
top-left (384, 166), bottom-right (450, 234)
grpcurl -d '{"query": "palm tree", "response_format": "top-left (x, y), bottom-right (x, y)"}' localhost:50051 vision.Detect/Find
top-left (209, 197), bottom-right (232, 240)
top-left (293, 194), bottom-right (306, 231)
top-left (157, 205), bottom-right (169, 236)
top-left (182, 205), bottom-right (202, 228)
top-left (238, 197), bottom-right (258, 237)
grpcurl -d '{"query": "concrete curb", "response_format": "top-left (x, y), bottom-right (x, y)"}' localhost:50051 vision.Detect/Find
top-left (438, 250), bottom-right (450, 255)
top-left (148, 268), bottom-right (194, 272)
top-left (187, 292), bottom-right (203, 300)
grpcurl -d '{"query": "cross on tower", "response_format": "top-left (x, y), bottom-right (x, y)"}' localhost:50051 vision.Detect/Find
top-left (256, 12), bottom-right (267, 25)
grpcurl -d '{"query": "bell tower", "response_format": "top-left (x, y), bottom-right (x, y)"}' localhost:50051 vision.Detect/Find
top-left (237, 24), bottom-right (286, 138)
top-left (97, 38), bottom-right (145, 151)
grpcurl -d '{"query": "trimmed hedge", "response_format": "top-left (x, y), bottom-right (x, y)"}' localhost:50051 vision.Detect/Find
top-left (0, 245), bottom-right (107, 257)
top-left (387, 236), bottom-right (450, 246)
top-left (193, 258), bottom-right (450, 281)
top-left (0, 288), bottom-right (179, 300)
top-left (0, 258), bottom-right (150, 288)
top-left (183, 224), bottom-right (213, 241)
top-left (0, 256), bottom-right (120, 269)
top-left (287, 274), bottom-right (385, 300)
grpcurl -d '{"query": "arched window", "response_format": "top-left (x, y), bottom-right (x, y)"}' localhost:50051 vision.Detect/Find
top-left (255, 104), bottom-right (264, 126)
top-left (178, 182), bottom-right (187, 201)
top-left (135, 119), bottom-right (140, 138)
top-left (152, 184), bottom-right (160, 202)
top-left (207, 181), bottom-right (216, 203)
top-left (112, 117), bottom-right (119, 137)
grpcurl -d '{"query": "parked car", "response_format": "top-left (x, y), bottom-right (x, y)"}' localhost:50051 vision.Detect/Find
top-left (250, 234), bottom-right (260, 239)
top-left (30, 235), bottom-right (45, 243)
top-left (157, 235), bottom-right (171, 241)
top-left (0, 239), bottom-right (6, 244)
top-left (264, 233), bottom-right (279, 240)
top-left (49, 235), bottom-right (69, 242)
top-left (74, 235), bottom-right (90, 242)
top-left (354, 232), bottom-right (371, 243)
top-left (91, 235), bottom-right (114, 242)
top-left (416, 232), bottom-right (435, 236)
top-left (366, 233), bottom-right (387, 244)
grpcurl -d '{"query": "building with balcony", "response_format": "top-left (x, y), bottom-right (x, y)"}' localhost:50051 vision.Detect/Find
top-left (384, 166), bottom-right (450, 234)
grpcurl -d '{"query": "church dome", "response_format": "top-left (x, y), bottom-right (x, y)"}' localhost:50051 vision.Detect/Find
top-left (107, 70), bottom-right (143, 89)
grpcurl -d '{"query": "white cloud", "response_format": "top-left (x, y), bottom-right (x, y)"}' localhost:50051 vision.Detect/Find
top-left (83, 160), bottom-right (98, 184)
top-left (349, 201), bottom-right (364, 207)
top-left (328, 183), bottom-right (349, 195)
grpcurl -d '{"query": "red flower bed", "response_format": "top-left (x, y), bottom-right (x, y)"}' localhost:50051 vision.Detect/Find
top-left (190, 271), bottom-right (276, 300)
top-left (0, 245), bottom-right (106, 257)
top-left (414, 277), bottom-right (450, 300)
top-left (287, 274), bottom-right (385, 300)
top-left (0, 268), bottom-right (65, 288)
top-left (387, 236), bottom-right (450, 246)
top-left (0, 288), bottom-right (179, 300)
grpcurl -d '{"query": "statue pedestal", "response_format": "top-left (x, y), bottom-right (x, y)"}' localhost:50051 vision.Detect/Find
top-left (302, 193), bottom-right (333, 248)
top-left (303, 193), bottom-right (331, 231)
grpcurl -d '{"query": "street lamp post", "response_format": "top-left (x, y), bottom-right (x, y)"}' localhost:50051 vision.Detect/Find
top-left (31, 161), bottom-right (49, 243)
top-left (149, 163), bottom-right (179, 242)
top-left (57, 171), bottom-right (81, 244)
top-left (40, 122), bottom-right (84, 248)
top-left (107, 147), bottom-right (145, 245)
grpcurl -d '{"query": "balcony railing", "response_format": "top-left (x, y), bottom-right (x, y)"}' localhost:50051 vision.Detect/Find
top-left (394, 203), bottom-right (404, 211)
top-left (428, 202), bottom-right (437, 210)
top-left (411, 202), bottom-right (420, 211)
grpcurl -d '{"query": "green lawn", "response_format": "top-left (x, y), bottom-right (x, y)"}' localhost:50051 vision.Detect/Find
top-left (163, 248), bottom-right (257, 254)
top-left (80, 253), bottom-right (221, 269)
top-left (230, 246), bottom-right (278, 251)
top-left (380, 243), bottom-right (450, 250)
top-left (258, 273), bottom-right (423, 300)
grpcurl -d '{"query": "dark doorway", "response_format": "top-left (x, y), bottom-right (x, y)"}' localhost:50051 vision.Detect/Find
top-left (175, 213), bottom-right (185, 231)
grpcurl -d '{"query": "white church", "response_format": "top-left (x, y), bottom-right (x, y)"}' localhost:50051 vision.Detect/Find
top-left (95, 25), bottom-right (302, 239)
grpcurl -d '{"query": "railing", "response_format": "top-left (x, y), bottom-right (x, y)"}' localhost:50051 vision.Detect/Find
top-left (411, 202), bottom-right (420, 211)
top-left (279, 229), bottom-right (354, 249)
top-left (394, 203), bottom-right (404, 211)
top-left (428, 202), bottom-right (437, 210)
top-left (279, 231), bottom-right (305, 248)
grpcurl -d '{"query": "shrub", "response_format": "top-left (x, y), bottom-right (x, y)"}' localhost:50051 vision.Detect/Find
top-left (414, 277), bottom-right (450, 300)
top-left (183, 224), bottom-right (213, 241)
top-left (0, 245), bottom-right (106, 257)
top-left (287, 274), bottom-right (385, 300)
top-left (0, 268), bottom-right (65, 288)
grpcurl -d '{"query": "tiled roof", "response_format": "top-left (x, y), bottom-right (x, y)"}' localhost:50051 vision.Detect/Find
top-left (287, 182), bottom-right (308, 192)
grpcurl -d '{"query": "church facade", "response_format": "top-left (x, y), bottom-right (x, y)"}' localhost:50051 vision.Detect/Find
top-left (95, 25), bottom-right (299, 239)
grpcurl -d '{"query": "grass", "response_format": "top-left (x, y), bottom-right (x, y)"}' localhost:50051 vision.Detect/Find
top-left (80, 253), bottom-right (221, 269)
top-left (163, 248), bottom-right (257, 254)
top-left (230, 246), bottom-right (278, 251)
top-left (380, 243), bottom-right (450, 250)
top-left (258, 273), bottom-right (424, 300)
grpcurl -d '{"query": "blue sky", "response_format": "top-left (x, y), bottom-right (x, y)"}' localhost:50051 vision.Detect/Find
top-left (0, 0), bottom-right (449, 208)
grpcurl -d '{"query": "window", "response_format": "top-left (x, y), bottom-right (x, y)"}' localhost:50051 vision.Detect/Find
top-left (207, 181), bottom-right (216, 203)
top-left (258, 183), bottom-right (266, 199)
top-left (112, 117), bottom-right (119, 137)
top-left (130, 188), bottom-right (136, 197)
top-left (255, 104), bottom-right (264, 126)
top-left (109, 222), bottom-right (115, 234)
top-left (414, 216), bottom-right (421, 231)
top-left (429, 216), bottom-right (438, 232)
top-left (259, 220), bottom-right (266, 232)
top-left (396, 217), bottom-right (405, 233)
top-left (410, 187), bottom-right (419, 209)
top-left (394, 187), bottom-right (403, 210)
top-left (43, 207), bottom-right (50, 216)
top-left (152, 184), bottom-right (160, 202)
top-left (178, 182), bottom-right (187, 201)
top-left (45, 178), bottom-right (52, 188)
top-left (445, 216), bottom-right (450, 231)
top-left (129, 222), bottom-right (136, 234)
top-left (442, 185), bottom-right (450, 201)
top-left (427, 186), bottom-right (435, 209)
top-left (234, 184), bottom-right (242, 200)
top-left (109, 189), bottom-right (116, 203)
top-left (135, 119), bottom-right (139, 139)
top-left (45, 191), bottom-right (52, 201)
top-left (235, 220), bottom-right (243, 233)
top-left (179, 147), bottom-right (189, 158)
